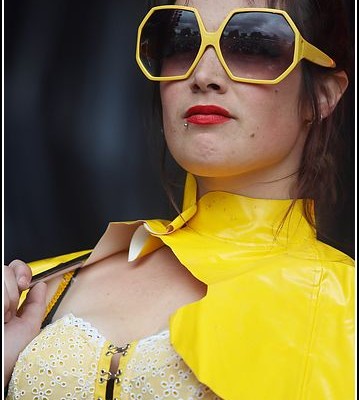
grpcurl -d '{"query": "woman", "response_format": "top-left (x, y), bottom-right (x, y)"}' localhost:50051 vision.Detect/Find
top-left (4, 0), bottom-right (354, 399)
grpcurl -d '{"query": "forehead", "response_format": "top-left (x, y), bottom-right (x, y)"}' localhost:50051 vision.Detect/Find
top-left (175, 0), bottom-right (269, 30)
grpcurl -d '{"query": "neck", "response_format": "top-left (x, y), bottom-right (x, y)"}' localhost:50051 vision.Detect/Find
top-left (196, 170), bottom-right (299, 200)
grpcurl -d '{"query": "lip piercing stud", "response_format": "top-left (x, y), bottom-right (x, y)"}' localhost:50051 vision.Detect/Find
top-left (184, 123), bottom-right (189, 128)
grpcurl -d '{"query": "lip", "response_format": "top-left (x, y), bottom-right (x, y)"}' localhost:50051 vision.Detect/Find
top-left (184, 105), bottom-right (232, 125)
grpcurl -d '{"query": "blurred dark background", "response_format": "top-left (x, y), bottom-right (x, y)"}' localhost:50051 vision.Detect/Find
top-left (4, 0), bottom-right (355, 263)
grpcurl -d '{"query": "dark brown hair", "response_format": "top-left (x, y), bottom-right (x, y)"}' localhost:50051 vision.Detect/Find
top-left (146, 0), bottom-right (353, 236)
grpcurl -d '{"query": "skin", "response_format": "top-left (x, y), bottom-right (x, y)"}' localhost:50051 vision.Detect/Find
top-left (3, 0), bottom-right (348, 388)
top-left (162, 0), bottom-right (312, 199)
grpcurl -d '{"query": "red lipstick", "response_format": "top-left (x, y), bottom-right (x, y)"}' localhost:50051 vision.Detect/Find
top-left (185, 105), bottom-right (232, 125)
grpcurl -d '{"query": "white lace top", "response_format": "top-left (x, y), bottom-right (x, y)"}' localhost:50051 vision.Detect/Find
top-left (7, 314), bottom-right (220, 399)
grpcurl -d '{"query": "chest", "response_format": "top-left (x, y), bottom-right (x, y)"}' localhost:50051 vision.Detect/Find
top-left (48, 247), bottom-right (207, 346)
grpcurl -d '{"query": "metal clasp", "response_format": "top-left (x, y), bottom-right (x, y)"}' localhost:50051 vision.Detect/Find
top-left (99, 369), bottom-right (122, 384)
top-left (105, 343), bottom-right (130, 357)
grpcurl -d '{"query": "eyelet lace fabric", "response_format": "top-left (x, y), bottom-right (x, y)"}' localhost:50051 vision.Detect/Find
top-left (8, 314), bottom-right (104, 400)
top-left (7, 314), bottom-right (220, 399)
top-left (121, 330), bottom-right (220, 399)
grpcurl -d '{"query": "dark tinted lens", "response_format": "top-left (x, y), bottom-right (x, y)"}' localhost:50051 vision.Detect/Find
top-left (220, 12), bottom-right (295, 80)
top-left (139, 9), bottom-right (201, 77)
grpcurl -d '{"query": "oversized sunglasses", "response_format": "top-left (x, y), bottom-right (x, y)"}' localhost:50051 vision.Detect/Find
top-left (136, 5), bottom-right (336, 84)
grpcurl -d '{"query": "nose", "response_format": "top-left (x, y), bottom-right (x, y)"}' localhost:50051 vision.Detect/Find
top-left (189, 47), bottom-right (229, 94)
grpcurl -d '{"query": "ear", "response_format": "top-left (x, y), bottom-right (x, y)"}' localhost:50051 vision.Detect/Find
top-left (318, 70), bottom-right (348, 119)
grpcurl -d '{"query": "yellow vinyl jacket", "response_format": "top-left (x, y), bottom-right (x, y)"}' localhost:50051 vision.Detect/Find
top-left (23, 173), bottom-right (354, 399)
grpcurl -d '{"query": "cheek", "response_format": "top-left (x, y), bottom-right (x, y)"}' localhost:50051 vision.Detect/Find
top-left (242, 67), bottom-right (303, 117)
top-left (160, 83), bottom-right (183, 126)
top-left (246, 86), bottom-right (301, 125)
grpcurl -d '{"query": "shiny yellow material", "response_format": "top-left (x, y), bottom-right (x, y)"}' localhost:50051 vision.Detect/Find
top-left (136, 173), bottom-right (354, 399)
top-left (136, 6), bottom-right (336, 84)
top-left (18, 174), bottom-right (354, 399)
top-left (18, 250), bottom-right (92, 309)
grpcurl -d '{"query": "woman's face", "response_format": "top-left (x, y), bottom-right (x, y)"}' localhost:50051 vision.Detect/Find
top-left (160, 0), bottom-right (311, 198)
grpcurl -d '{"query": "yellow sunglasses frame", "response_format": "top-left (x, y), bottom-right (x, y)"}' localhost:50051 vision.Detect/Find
top-left (136, 5), bottom-right (336, 85)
